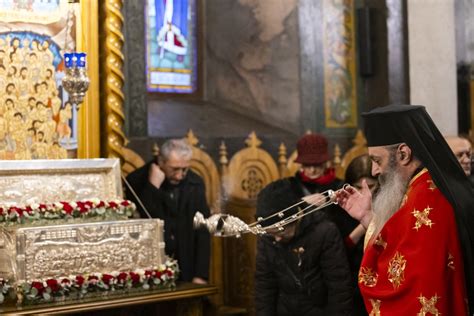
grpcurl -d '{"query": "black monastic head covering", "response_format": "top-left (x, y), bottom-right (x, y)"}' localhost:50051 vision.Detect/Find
top-left (362, 104), bottom-right (474, 313)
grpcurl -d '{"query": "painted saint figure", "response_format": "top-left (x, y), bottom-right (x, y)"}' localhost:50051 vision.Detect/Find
top-left (156, 0), bottom-right (188, 58)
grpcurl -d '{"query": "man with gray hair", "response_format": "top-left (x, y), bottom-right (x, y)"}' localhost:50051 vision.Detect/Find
top-left (126, 138), bottom-right (210, 284)
top-left (334, 105), bottom-right (474, 315)
top-left (445, 135), bottom-right (472, 176)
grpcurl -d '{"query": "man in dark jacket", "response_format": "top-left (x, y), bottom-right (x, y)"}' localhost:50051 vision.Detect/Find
top-left (255, 179), bottom-right (353, 316)
top-left (125, 138), bottom-right (210, 284)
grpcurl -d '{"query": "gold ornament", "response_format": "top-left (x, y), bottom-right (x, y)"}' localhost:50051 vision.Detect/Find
top-left (387, 252), bottom-right (406, 289)
top-left (412, 206), bottom-right (434, 231)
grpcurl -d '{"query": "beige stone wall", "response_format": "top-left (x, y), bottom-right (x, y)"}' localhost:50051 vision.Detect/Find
top-left (205, 0), bottom-right (301, 134)
top-left (408, 0), bottom-right (457, 134)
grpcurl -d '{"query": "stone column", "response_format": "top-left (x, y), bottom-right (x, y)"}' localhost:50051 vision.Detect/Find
top-left (408, 0), bottom-right (457, 134)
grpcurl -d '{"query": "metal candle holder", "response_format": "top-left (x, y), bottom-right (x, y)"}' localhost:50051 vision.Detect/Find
top-left (62, 52), bottom-right (90, 108)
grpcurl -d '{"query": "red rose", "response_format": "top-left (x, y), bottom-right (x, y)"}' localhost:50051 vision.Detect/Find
top-left (117, 272), bottom-right (128, 283)
top-left (31, 281), bottom-right (44, 294)
top-left (61, 202), bottom-right (74, 215)
top-left (165, 269), bottom-right (173, 277)
top-left (24, 206), bottom-right (33, 214)
top-left (85, 201), bottom-right (93, 209)
top-left (154, 270), bottom-right (162, 278)
top-left (129, 272), bottom-right (140, 285)
top-left (75, 275), bottom-right (85, 286)
top-left (88, 275), bottom-right (99, 285)
top-left (108, 201), bottom-right (118, 208)
top-left (97, 201), bottom-right (105, 208)
top-left (121, 201), bottom-right (130, 207)
top-left (61, 278), bottom-right (70, 286)
top-left (46, 279), bottom-right (60, 292)
top-left (144, 270), bottom-right (153, 278)
top-left (9, 207), bottom-right (23, 217)
top-left (76, 202), bottom-right (88, 214)
top-left (102, 274), bottom-right (114, 285)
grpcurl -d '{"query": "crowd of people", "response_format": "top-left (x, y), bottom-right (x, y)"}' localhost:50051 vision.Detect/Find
top-left (126, 105), bottom-right (474, 316)
top-left (255, 105), bottom-right (474, 315)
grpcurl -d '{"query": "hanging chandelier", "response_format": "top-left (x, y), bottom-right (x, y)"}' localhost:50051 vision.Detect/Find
top-left (62, 52), bottom-right (90, 107)
top-left (61, 1), bottom-right (89, 109)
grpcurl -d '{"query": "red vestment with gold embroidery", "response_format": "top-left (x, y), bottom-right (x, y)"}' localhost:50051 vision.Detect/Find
top-left (359, 169), bottom-right (468, 315)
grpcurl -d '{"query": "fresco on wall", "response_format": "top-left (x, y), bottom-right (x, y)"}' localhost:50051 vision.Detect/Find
top-left (0, 0), bottom-right (79, 159)
top-left (146, 0), bottom-right (197, 93)
top-left (206, 0), bottom-right (301, 134)
top-left (323, 0), bottom-right (358, 128)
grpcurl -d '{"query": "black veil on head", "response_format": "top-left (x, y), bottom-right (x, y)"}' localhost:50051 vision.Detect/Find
top-left (362, 104), bottom-right (474, 313)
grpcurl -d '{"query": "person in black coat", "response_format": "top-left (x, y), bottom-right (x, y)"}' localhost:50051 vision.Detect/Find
top-left (292, 133), bottom-right (356, 243)
top-left (255, 179), bottom-right (353, 316)
top-left (125, 139), bottom-right (210, 284)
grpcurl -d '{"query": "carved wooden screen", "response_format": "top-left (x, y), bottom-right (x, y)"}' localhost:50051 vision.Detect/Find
top-left (183, 130), bottom-right (225, 307)
top-left (334, 129), bottom-right (368, 179)
top-left (221, 132), bottom-right (279, 315)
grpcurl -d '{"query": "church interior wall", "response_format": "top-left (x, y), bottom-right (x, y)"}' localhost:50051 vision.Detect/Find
top-left (454, 0), bottom-right (474, 135)
top-left (205, 0), bottom-right (301, 136)
top-left (408, 0), bottom-right (458, 135)
top-left (122, 0), bottom-right (472, 166)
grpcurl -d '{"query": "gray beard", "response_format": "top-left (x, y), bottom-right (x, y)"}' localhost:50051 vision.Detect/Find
top-left (372, 163), bottom-right (409, 237)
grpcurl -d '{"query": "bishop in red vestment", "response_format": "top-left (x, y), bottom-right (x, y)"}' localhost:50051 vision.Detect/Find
top-left (335, 105), bottom-right (474, 315)
top-left (359, 169), bottom-right (467, 315)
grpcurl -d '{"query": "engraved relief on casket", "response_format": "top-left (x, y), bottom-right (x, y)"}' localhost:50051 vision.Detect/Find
top-left (5, 219), bottom-right (165, 283)
top-left (0, 159), bottom-right (122, 205)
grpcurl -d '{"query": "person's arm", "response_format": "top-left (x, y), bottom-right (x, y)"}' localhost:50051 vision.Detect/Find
top-left (192, 277), bottom-right (207, 284)
top-left (148, 162), bottom-right (165, 189)
top-left (125, 163), bottom-right (168, 218)
top-left (255, 238), bottom-right (278, 316)
top-left (193, 183), bottom-right (210, 281)
top-left (319, 223), bottom-right (353, 315)
top-left (334, 179), bottom-right (373, 229)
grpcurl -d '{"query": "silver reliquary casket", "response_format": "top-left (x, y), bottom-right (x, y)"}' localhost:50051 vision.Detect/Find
top-left (0, 159), bottom-right (166, 295)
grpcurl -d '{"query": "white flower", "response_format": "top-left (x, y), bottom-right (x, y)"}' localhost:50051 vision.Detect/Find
top-left (110, 271), bottom-right (120, 277)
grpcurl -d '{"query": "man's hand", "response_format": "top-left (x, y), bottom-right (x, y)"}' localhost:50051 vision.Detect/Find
top-left (335, 179), bottom-right (373, 229)
top-left (192, 277), bottom-right (207, 285)
top-left (149, 162), bottom-right (165, 189)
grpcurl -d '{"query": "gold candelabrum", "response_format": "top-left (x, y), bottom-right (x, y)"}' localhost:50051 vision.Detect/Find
top-left (62, 52), bottom-right (90, 108)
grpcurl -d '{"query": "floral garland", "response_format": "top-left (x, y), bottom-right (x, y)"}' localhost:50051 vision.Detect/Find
top-left (0, 278), bottom-right (11, 303)
top-left (0, 199), bottom-right (136, 224)
top-left (13, 260), bottom-right (179, 303)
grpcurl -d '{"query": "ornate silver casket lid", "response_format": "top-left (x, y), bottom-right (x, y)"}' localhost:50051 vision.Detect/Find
top-left (0, 158), bottom-right (122, 206)
top-left (0, 158), bottom-right (166, 298)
